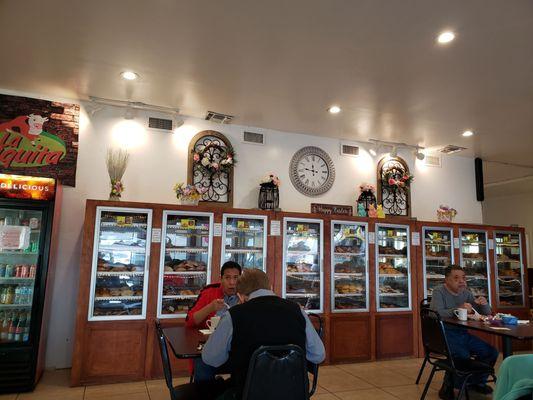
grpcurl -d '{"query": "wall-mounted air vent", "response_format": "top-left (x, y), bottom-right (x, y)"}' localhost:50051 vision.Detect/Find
top-left (424, 154), bottom-right (442, 168)
top-left (148, 117), bottom-right (173, 131)
top-left (205, 111), bottom-right (234, 124)
top-left (440, 145), bottom-right (467, 155)
top-left (340, 142), bottom-right (359, 157)
top-left (243, 131), bottom-right (265, 145)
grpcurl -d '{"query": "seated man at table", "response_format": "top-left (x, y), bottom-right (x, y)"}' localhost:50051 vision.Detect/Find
top-left (186, 261), bottom-right (242, 381)
top-left (430, 264), bottom-right (498, 399)
top-left (202, 268), bottom-right (325, 399)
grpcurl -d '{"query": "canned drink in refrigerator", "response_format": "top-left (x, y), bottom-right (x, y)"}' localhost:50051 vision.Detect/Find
top-left (5, 265), bottom-right (14, 278)
top-left (15, 265), bottom-right (21, 278)
top-left (20, 265), bottom-right (29, 278)
top-left (29, 265), bottom-right (36, 278)
top-left (0, 264), bottom-right (6, 277)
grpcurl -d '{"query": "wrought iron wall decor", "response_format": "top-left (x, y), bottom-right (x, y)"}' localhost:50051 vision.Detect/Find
top-left (187, 130), bottom-right (234, 206)
top-left (377, 156), bottom-right (411, 217)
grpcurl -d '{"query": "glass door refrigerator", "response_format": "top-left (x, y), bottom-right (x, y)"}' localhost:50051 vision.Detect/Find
top-left (221, 214), bottom-right (267, 271)
top-left (459, 230), bottom-right (491, 304)
top-left (494, 231), bottom-right (525, 308)
top-left (422, 227), bottom-right (454, 300)
top-left (157, 211), bottom-right (213, 318)
top-left (88, 207), bottom-right (152, 320)
top-left (375, 223), bottom-right (412, 311)
top-left (282, 218), bottom-right (323, 312)
top-left (0, 174), bottom-right (56, 393)
top-left (331, 221), bottom-right (369, 312)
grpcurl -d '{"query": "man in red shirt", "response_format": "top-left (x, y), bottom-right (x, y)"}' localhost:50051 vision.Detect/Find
top-left (185, 261), bottom-right (242, 381)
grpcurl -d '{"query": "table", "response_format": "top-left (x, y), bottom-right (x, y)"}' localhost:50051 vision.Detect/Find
top-left (163, 325), bottom-right (209, 359)
top-left (443, 318), bottom-right (533, 358)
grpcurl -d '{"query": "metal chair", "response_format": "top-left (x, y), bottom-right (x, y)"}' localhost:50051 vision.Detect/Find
top-left (418, 308), bottom-right (496, 400)
top-left (415, 298), bottom-right (431, 384)
top-left (242, 344), bottom-right (310, 400)
top-left (307, 313), bottom-right (323, 397)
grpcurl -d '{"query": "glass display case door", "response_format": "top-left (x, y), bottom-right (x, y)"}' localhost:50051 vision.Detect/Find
top-left (158, 211), bottom-right (213, 318)
top-left (422, 227), bottom-right (454, 300)
top-left (375, 223), bottom-right (411, 311)
top-left (221, 214), bottom-right (267, 271)
top-left (331, 221), bottom-right (369, 312)
top-left (88, 207), bottom-right (152, 321)
top-left (282, 218), bottom-right (323, 313)
top-left (494, 231), bottom-right (524, 308)
top-left (459, 229), bottom-right (491, 305)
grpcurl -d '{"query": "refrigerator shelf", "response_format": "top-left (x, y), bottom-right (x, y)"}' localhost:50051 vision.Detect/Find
top-left (495, 243), bottom-right (520, 248)
top-left (426, 274), bottom-right (445, 279)
top-left (224, 248), bottom-right (263, 254)
top-left (96, 271), bottom-right (144, 276)
top-left (94, 296), bottom-right (143, 301)
top-left (377, 236), bottom-right (407, 241)
top-left (462, 242), bottom-right (486, 246)
top-left (286, 271), bottom-right (319, 275)
top-left (0, 304), bottom-right (32, 309)
top-left (162, 295), bottom-right (197, 299)
top-left (0, 251), bottom-right (38, 256)
top-left (0, 277), bottom-right (35, 283)
top-left (165, 247), bottom-right (208, 253)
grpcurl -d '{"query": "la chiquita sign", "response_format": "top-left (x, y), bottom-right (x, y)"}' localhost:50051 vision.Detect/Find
top-left (0, 94), bottom-right (80, 186)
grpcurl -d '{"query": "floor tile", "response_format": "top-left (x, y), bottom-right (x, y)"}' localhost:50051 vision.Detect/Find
top-left (87, 392), bottom-right (150, 400)
top-left (18, 390), bottom-right (84, 400)
top-left (318, 366), bottom-right (374, 393)
top-left (341, 365), bottom-right (414, 388)
top-left (84, 381), bottom-right (147, 399)
top-left (382, 384), bottom-right (440, 400)
top-left (334, 388), bottom-right (399, 400)
top-left (0, 394), bottom-right (18, 400)
top-left (312, 394), bottom-right (340, 400)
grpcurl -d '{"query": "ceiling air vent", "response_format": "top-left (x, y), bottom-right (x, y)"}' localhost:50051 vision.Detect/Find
top-left (243, 131), bottom-right (265, 145)
top-left (205, 111), bottom-right (234, 124)
top-left (424, 154), bottom-right (442, 168)
top-left (148, 117), bottom-right (173, 131)
top-left (440, 145), bottom-right (467, 155)
top-left (340, 142), bottom-right (359, 157)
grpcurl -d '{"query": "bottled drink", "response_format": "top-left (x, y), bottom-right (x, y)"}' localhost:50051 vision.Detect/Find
top-left (14, 314), bottom-right (25, 342)
top-left (0, 287), bottom-right (6, 304)
top-left (5, 264), bottom-right (14, 277)
top-left (0, 264), bottom-right (6, 276)
top-left (1, 312), bottom-right (10, 340)
top-left (14, 286), bottom-right (21, 304)
top-left (5, 286), bottom-right (15, 304)
top-left (7, 312), bottom-right (17, 341)
top-left (29, 265), bottom-right (37, 278)
top-left (23, 313), bottom-right (31, 342)
top-left (26, 287), bottom-right (34, 304)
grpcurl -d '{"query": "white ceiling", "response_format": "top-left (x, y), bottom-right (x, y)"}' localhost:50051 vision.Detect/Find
top-left (1, 0), bottom-right (532, 187)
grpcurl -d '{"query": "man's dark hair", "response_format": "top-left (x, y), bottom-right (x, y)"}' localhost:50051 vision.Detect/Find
top-left (444, 264), bottom-right (464, 278)
top-left (221, 261), bottom-right (242, 276)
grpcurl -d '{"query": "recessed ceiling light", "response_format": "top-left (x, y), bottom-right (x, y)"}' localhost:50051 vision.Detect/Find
top-left (121, 71), bottom-right (139, 81)
top-left (462, 130), bottom-right (474, 137)
top-left (437, 31), bottom-right (455, 44)
top-left (327, 105), bottom-right (341, 114)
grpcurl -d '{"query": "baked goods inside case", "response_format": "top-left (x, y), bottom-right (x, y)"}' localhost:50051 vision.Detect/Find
top-left (376, 225), bottom-right (411, 311)
top-left (90, 209), bottom-right (151, 319)
top-left (283, 219), bottom-right (323, 312)
top-left (495, 232), bottom-right (524, 307)
top-left (222, 215), bottom-right (267, 270)
top-left (460, 231), bottom-right (490, 303)
top-left (158, 212), bottom-right (213, 318)
top-left (331, 222), bottom-right (368, 311)
top-left (423, 228), bottom-right (453, 299)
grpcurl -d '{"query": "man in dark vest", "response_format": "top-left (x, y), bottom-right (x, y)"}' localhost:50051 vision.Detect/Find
top-left (202, 268), bottom-right (325, 398)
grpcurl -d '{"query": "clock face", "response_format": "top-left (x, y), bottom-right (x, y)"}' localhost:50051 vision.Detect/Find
top-left (289, 147), bottom-right (335, 196)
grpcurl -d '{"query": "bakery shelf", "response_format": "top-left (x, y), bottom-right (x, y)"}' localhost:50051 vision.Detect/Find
top-left (424, 241), bottom-right (452, 246)
top-left (286, 271), bottom-right (320, 275)
top-left (377, 254), bottom-right (407, 259)
top-left (166, 225), bottom-right (209, 231)
top-left (466, 275), bottom-right (488, 280)
top-left (163, 271), bottom-right (206, 276)
top-left (333, 252), bottom-right (365, 257)
top-left (379, 292), bottom-right (407, 297)
top-left (377, 235), bottom-right (407, 241)
top-left (0, 277), bottom-right (35, 284)
top-left (225, 248), bottom-right (263, 254)
top-left (495, 243), bottom-right (520, 248)
top-left (286, 250), bottom-right (318, 255)
top-left (496, 259), bottom-right (521, 264)
top-left (499, 293), bottom-right (523, 297)
top-left (96, 271), bottom-right (144, 276)
top-left (285, 293), bottom-right (319, 298)
top-left (94, 296), bottom-right (143, 301)
top-left (100, 222), bottom-right (147, 228)
top-left (334, 273), bottom-right (364, 278)
top-left (162, 295), bottom-right (198, 299)
top-left (98, 245), bottom-right (147, 252)
top-left (378, 273), bottom-right (407, 278)
top-left (462, 258), bottom-right (486, 262)
top-left (165, 247), bottom-right (208, 253)
top-left (426, 256), bottom-right (451, 261)
top-left (426, 274), bottom-right (445, 279)
top-left (225, 227), bottom-right (264, 233)
top-left (497, 276), bottom-right (521, 281)
top-left (334, 293), bottom-right (365, 297)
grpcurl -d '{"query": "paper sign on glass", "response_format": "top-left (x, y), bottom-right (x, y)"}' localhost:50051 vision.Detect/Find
top-left (0, 225), bottom-right (31, 249)
top-left (270, 220), bottom-right (281, 236)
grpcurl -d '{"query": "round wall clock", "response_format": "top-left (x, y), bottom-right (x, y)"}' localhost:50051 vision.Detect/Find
top-left (289, 146), bottom-right (335, 196)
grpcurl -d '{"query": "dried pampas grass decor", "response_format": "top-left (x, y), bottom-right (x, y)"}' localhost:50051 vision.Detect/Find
top-left (106, 148), bottom-right (129, 201)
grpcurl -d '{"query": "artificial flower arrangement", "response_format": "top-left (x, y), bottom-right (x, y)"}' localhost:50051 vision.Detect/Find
top-left (260, 173), bottom-right (281, 187)
top-left (106, 148), bottom-right (129, 201)
top-left (437, 204), bottom-right (457, 222)
top-left (173, 183), bottom-right (207, 205)
top-left (385, 172), bottom-right (414, 187)
top-left (359, 183), bottom-right (376, 193)
top-left (192, 142), bottom-right (236, 174)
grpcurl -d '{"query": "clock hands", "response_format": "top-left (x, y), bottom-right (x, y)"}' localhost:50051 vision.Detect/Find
top-left (304, 165), bottom-right (318, 176)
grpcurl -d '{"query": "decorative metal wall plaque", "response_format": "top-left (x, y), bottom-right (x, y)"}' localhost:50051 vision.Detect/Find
top-left (377, 156), bottom-right (411, 217)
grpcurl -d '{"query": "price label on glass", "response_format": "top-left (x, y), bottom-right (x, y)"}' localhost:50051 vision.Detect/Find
top-left (343, 228), bottom-right (356, 238)
top-left (237, 220), bottom-right (248, 229)
top-left (296, 224), bottom-right (308, 232)
top-left (116, 216), bottom-right (126, 226)
top-left (180, 219), bottom-right (196, 229)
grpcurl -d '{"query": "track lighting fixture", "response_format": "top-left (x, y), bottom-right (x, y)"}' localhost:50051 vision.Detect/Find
top-left (367, 139), bottom-right (425, 160)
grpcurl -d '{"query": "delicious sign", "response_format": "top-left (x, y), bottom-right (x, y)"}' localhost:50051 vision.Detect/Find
top-left (0, 173), bottom-right (56, 201)
top-left (0, 94), bottom-right (79, 186)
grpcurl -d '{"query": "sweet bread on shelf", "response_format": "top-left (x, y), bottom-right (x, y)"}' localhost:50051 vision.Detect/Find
top-left (379, 263), bottom-right (399, 275)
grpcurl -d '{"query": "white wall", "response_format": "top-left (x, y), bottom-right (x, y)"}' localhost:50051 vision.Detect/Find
top-left (0, 89), bottom-right (483, 368)
top-left (482, 193), bottom-right (533, 269)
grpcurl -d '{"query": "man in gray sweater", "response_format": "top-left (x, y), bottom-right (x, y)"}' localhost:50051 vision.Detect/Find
top-left (430, 265), bottom-right (498, 399)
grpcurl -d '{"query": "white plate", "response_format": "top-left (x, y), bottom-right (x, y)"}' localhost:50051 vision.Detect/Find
top-left (199, 329), bottom-right (213, 335)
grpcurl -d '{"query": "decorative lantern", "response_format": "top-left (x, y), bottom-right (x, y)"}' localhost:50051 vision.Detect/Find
top-left (258, 183), bottom-right (279, 210)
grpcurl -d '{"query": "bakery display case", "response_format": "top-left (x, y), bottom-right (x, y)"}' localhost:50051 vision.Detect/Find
top-left (88, 207), bottom-right (152, 320)
top-left (460, 230), bottom-right (491, 303)
top-left (495, 231), bottom-right (525, 308)
top-left (422, 227), bottom-right (454, 300)
top-left (221, 214), bottom-right (267, 271)
top-left (282, 218), bottom-right (323, 312)
top-left (330, 221), bottom-right (369, 312)
top-left (157, 211), bottom-right (213, 318)
top-left (375, 224), bottom-right (411, 311)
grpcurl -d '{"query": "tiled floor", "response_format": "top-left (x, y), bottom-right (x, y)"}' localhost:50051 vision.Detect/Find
top-left (0, 357), bottom-right (498, 400)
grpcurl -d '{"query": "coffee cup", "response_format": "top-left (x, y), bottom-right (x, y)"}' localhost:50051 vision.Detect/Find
top-left (206, 316), bottom-right (221, 332)
top-left (454, 308), bottom-right (468, 321)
